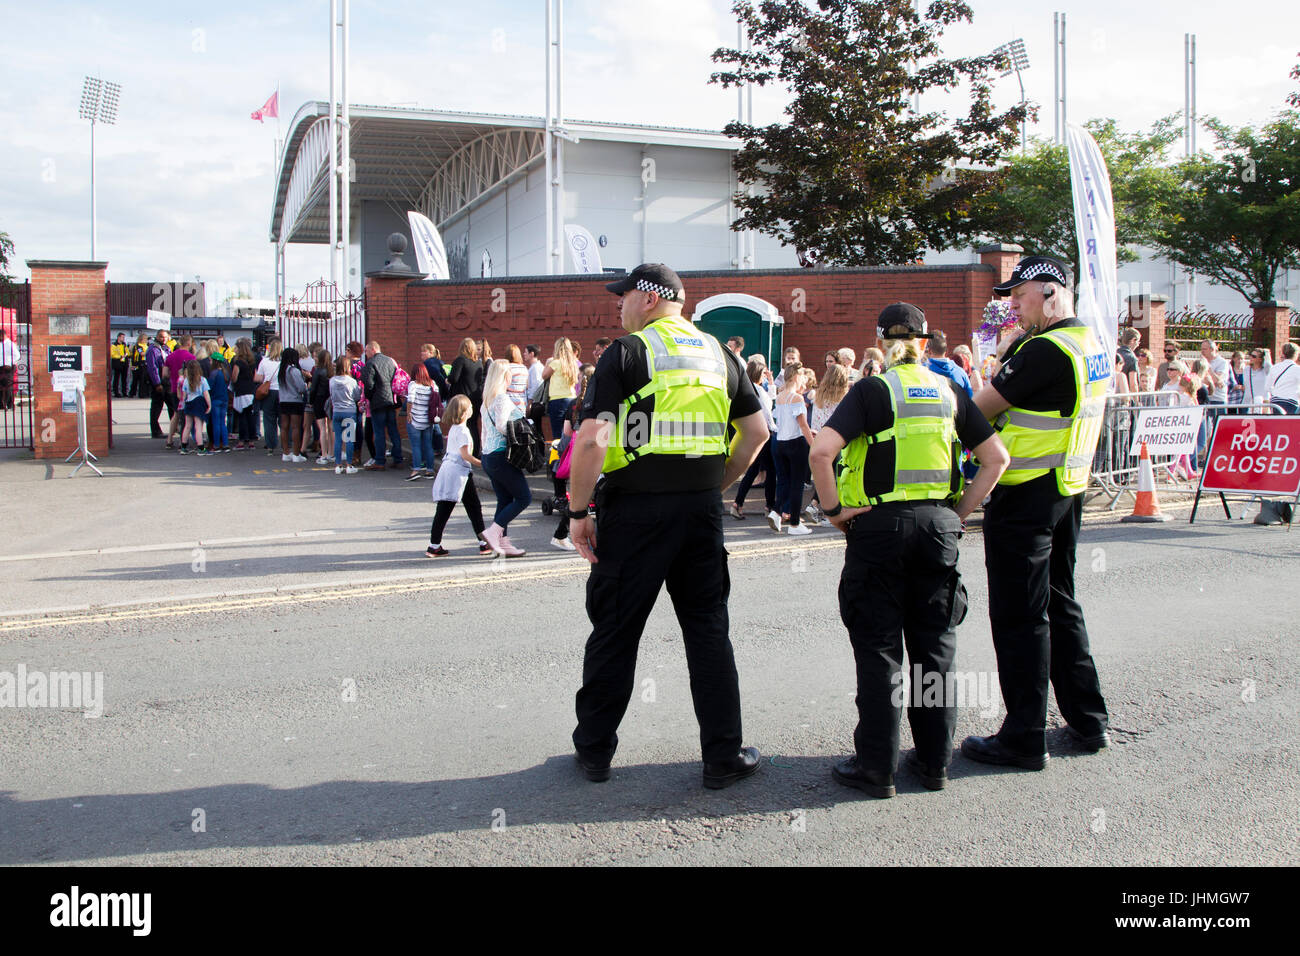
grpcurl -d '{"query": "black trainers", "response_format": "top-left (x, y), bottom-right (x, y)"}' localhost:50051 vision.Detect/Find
top-left (425, 546), bottom-right (449, 558)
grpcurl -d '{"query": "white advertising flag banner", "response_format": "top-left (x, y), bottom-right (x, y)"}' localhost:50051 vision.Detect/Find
top-left (1066, 122), bottom-right (1119, 373)
top-left (564, 224), bottom-right (603, 275)
top-left (1130, 406), bottom-right (1205, 457)
top-left (407, 211), bottom-right (450, 280)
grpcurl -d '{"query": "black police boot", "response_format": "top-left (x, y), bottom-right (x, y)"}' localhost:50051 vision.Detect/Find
top-left (702, 746), bottom-right (761, 789)
top-left (905, 753), bottom-right (948, 791)
top-left (960, 734), bottom-right (1048, 771)
top-left (573, 751), bottom-right (611, 783)
top-left (831, 757), bottom-right (895, 798)
top-left (1064, 726), bottom-right (1110, 753)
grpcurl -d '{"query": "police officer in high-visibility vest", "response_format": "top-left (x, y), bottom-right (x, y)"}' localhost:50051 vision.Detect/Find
top-left (962, 255), bottom-right (1111, 770)
top-left (129, 334), bottom-right (149, 398)
top-left (110, 333), bottom-right (129, 397)
top-left (810, 303), bottom-right (1009, 796)
top-left (566, 263), bottom-right (770, 789)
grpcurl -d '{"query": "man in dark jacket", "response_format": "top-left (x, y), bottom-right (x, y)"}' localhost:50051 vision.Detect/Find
top-left (361, 341), bottom-right (402, 470)
top-left (145, 332), bottom-right (175, 438)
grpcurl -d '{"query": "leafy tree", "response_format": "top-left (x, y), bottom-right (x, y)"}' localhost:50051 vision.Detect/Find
top-left (0, 230), bottom-right (14, 288)
top-left (710, 0), bottom-right (1027, 266)
top-left (1146, 113), bottom-right (1300, 304)
top-left (967, 116), bottom-right (1182, 281)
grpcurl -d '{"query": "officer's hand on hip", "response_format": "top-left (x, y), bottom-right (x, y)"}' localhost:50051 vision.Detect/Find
top-left (570, 516), bottom-right (598, 564)
top-left (829, 506), bottom-right (872, 533)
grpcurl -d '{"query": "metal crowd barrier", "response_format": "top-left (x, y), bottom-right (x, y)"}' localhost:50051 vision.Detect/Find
top-left (1089, 393), bottom-right (1282, 509)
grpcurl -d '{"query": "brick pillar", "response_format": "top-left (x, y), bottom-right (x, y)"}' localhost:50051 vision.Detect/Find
top-left (976, 242), bottom-right (1024, 287)
top-left (1126, 293), bottom-right (1168, 355)
top-left (363, 272), bottom-right (415, 356)
top-left (1251, 300), bottom-right (1293, 354)
top-left (27, 260), bottom-right (109, 460)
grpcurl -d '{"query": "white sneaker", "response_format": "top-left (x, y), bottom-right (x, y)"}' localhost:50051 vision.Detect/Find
top-left (551, 536), bottom-right (577, 551)
top-left (766, 510), bottom-right (783, 533)
top-left (282, 453), bottom-right (292, 462)
top-left (316, 456), bottom-right (330, 465)
top-left (363, 458), bottom-right (376, 468)
top-left (345, 465), bottom-right (359, 475)
top-left (804, 503), bottom-right (822, 525)
top-left (335, 466), bottom-right (343, 475)
top-left (291, 454), bottom-right (307, 463)
top-left (787, 523), bottom-right (813, 536)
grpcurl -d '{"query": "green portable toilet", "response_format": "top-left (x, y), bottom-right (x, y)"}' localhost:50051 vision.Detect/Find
top-left (691, 293), bottom-right (784, 369)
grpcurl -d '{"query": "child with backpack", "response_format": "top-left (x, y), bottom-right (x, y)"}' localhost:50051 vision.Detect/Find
top-left (427, 395), bottom-right (491, 557)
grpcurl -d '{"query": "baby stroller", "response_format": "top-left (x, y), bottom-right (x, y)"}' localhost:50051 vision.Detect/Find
top-left (540, 438), bottom-right (566, 516)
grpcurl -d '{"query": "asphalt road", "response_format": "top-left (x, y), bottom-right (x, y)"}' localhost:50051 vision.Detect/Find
top-left (1, 511), bottom-right (1296, 866)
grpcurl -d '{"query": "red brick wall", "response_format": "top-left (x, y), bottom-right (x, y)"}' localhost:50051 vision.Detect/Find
top-left (366, 259), bottom-right (1006, 372)
top-left (28, 262), bottom-right (110, 460)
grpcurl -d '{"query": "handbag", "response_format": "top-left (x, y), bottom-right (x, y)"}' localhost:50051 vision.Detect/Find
top-left (255, 379), bottom-right (270, 401)
top-left (527, 377), bottom-right (549, 422)
top-left (555, 434), bottom-right (575, 480)
top-left (505, 416), bottom-right (548, 473)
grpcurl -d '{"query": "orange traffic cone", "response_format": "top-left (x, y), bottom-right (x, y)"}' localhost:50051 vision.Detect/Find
top-left (1122, 442), bottom-right (1172, 522)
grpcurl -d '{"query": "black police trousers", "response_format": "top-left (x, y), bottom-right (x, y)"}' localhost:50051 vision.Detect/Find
top-left (983, 476), bottom-right (1109, 754)
top-left (838, 502), bottom-right (968, 775)
top-left (573, 488), bottom-right (742, 765)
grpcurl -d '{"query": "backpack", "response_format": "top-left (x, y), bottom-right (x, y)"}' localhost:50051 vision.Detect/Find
top-left (427, 387), bottom-right (444, 423)
top-left (506, 416), bottom-right (548, 473)
top-left (392, 364), bottom-right (411, 398)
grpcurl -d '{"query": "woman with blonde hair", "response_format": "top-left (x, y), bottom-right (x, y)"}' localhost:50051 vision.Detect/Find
top-left (809, 302), bottom-right (1008, 796)
top-left (541, 336), bottom-right (580, 439)
top-left (480, 359), bottom-right (531, 556)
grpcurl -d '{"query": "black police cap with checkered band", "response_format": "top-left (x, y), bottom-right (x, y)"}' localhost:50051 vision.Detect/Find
top-left (992, 255), bottom-right (1073, 296)
top-left (605, 263), bottom-right (686, 303)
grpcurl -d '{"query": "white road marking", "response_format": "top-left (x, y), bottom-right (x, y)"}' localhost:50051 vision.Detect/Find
top-left (0, 529), bottom-right (336, 563)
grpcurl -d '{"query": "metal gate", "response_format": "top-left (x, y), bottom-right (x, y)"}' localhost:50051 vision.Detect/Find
top-left (0, 280), bottom-right (33, 450)
top-left (279, 280), bottom-right (365, 363)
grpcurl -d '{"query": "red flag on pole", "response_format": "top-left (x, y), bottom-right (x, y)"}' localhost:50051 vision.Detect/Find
top-left (250, 92), bottom-right (279, 123)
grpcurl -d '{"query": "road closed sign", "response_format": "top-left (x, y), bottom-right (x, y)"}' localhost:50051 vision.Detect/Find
top-left (1200, 415), bottom-right (1300, 496)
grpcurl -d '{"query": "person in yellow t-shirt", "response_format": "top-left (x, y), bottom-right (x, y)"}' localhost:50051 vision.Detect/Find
top-left (541, 336), bottom-right (579, 440)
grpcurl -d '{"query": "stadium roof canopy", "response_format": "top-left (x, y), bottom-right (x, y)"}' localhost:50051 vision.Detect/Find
top-left (269, 101), bottom-right (737, 245)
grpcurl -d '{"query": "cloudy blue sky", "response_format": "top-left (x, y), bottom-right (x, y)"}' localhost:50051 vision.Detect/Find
top-left (1, 0), bottom-right (1295, 309)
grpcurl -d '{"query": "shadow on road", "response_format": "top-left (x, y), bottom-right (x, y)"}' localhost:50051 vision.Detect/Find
top-left (1, 739), bottom-right (1102, 863)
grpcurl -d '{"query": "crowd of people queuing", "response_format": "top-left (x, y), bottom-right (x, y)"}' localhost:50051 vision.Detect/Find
top-left (116, 319), bottom-right (1300, 555)
top-left (127, 328), bottom-right (605, 557)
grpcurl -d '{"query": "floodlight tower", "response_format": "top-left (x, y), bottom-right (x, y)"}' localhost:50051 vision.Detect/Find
top-left (995, 39), bottom-right (1030, 151)
top-left (79, 76), bottom-right (121, 260)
